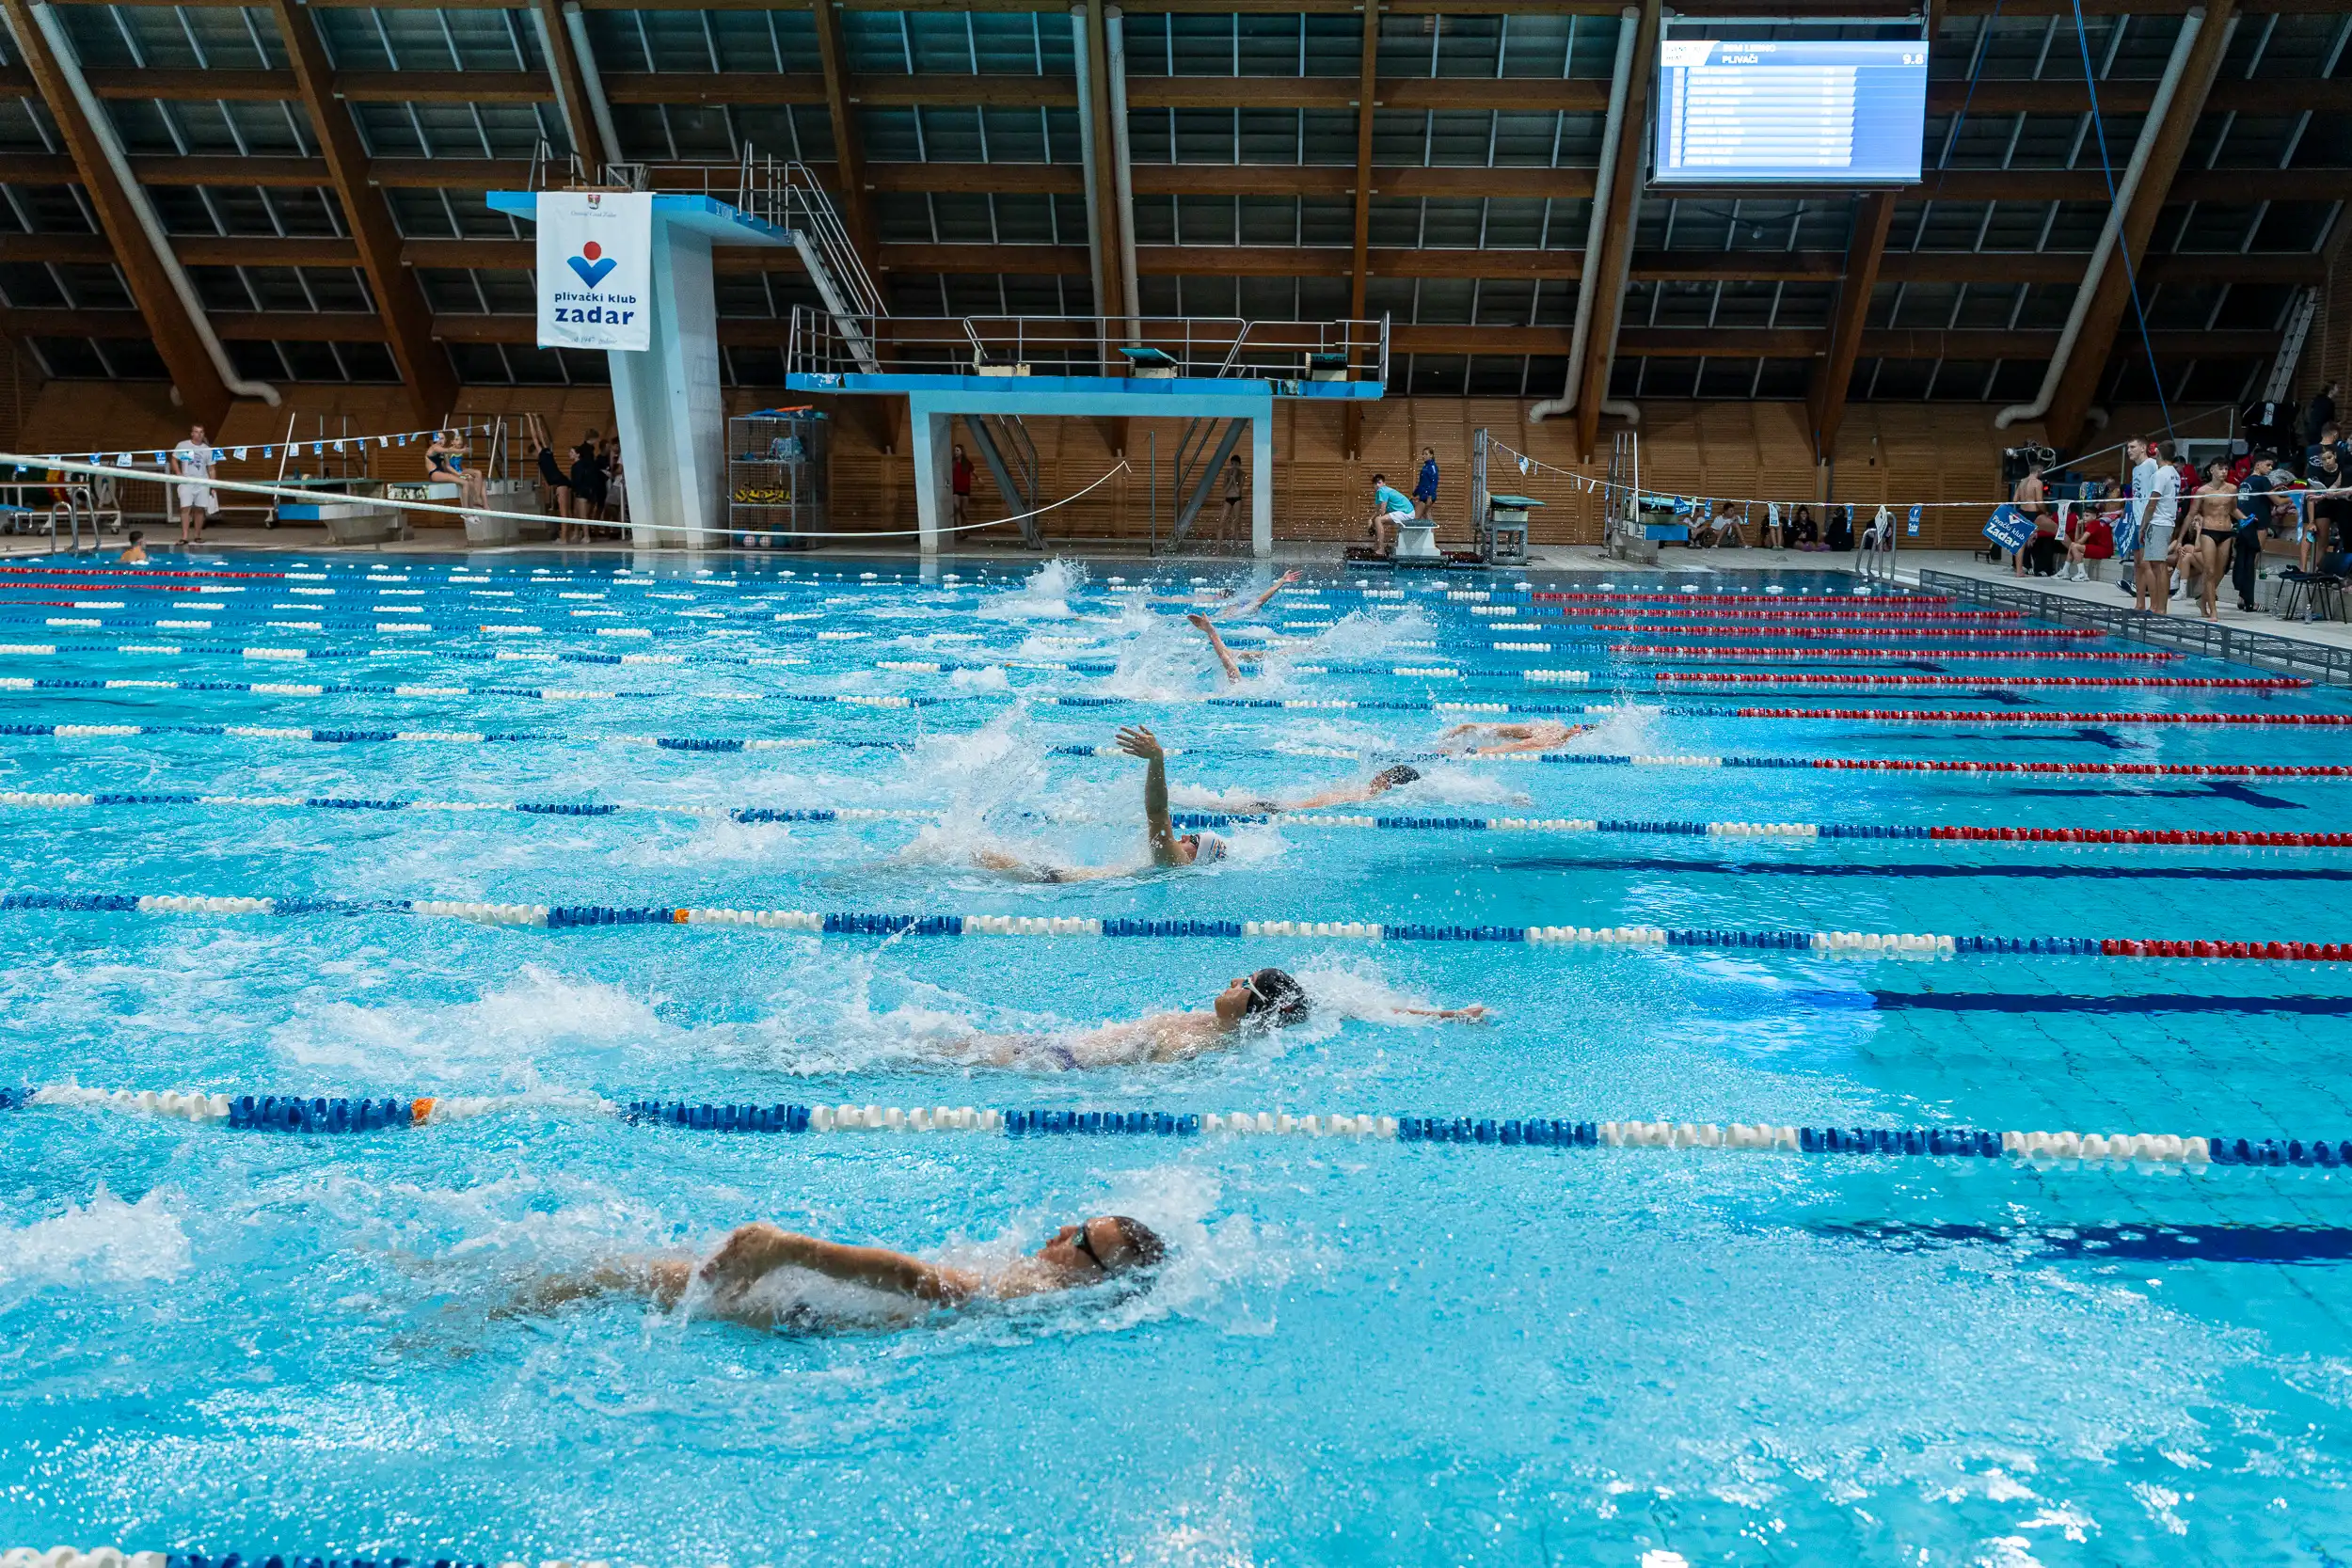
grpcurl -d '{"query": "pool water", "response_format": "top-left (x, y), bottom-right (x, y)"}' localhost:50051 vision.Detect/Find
top-left (4, 554), bottom-right (2351, 1566)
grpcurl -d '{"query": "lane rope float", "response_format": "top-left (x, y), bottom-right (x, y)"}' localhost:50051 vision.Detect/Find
top-left (8, 1086), bottom-right (2342, 1169)
top-left (1, 891), bottom-right (2346, 960)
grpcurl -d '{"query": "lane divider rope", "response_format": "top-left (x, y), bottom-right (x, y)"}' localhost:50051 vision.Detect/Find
top-left (8, 1087), bottom-right (2340, 1168)
top-left (0, 893), bottom-right (2344, 960)
top-left (7, 789), bottom-right (2349, 850)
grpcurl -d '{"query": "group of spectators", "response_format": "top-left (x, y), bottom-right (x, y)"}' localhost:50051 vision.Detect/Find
top-left (527, 415), bottom-right (626, 542)
top-left (2007, 385), bottom-right (2352, 622)
top-left (1686, 501), bottom-right (1870, 551)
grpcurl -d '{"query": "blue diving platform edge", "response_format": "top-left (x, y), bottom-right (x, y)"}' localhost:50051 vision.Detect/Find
top-left (485, 191), bottom-right (797, 246)
top-left (787, 372), bottom-right (1384, 402)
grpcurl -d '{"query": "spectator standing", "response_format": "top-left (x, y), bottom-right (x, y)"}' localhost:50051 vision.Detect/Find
top-left (2308, 442), bottom-right (2349, 570)
top-left (951, 443), bottom-right (974, 530)
top-left (1219, 455), bottom-right (1245, 546)
top-left (2233, 453), bottom-right (2278, 613)
top-left (1413, 446), bottom-right (1439, 520)
top-left (170, 423), bottom-right (217, 546)
top-left (2308, 383), bottom-right (2339, 451)
top-left (2308, 420), bottom-right (2349, 479)
top-left (2008, 457), bottom-right (2047, 576)
top-left (2130, 436), bottom-right (2181, 615)
top-left (569, 428), bottom-right (605, 534)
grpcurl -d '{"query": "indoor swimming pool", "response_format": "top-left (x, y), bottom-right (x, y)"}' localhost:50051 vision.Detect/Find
top-left (4, 553), bottom-right (2351, 1566)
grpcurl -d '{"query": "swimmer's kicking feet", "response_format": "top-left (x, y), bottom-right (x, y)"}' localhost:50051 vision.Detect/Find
top-left (971, 723), bottom-right (1225, 881)
top-left (511, 1213), bottom-right (1168, 1330)
top-left (1436, 720), bottom-right (1594, 755)
top-left (948, 966), bottom-right (1487, 1069)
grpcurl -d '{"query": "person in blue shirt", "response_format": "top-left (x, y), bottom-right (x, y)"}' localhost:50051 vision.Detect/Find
top-left (1413, 447), bottom-right (1439, 519)
top-left (1367, 473), bottom-right (1417, 557)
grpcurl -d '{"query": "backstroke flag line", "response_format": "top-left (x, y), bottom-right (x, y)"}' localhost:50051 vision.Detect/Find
top-left (536, 191), bottom-right (653, 352)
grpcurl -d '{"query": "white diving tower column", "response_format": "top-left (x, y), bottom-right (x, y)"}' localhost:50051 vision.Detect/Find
top-left (490, 191), bottom-right (798, 546)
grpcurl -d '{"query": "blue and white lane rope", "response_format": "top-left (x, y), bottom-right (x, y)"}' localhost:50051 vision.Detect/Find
top-left (6, 1085), bottom-right (2334, 1169)
top-left (3, 893), bottom-right (2347, 961)
top-left (7, 793), bottom-right (2351, 854)
top-left (10, 725), bottom-right (2350, 784)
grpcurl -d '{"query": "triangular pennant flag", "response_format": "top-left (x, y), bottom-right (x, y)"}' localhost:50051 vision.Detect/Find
top-left (333, 438), bottom-right (345, 451)
top-left (117, 453), bottom-right (131, 466)
top-left (262, 446), bottom-right (274, 459)
top-left (378, 436), bottom-right (389, 448)
top-left (233, 448), bottom-right (247, 460)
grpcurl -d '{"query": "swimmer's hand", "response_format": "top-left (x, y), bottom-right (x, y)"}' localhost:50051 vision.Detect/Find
top-left (1115, 724), bottom-right (1165, 762)
top-left (1400, 1004), bottom-right (1492, 1022)
top-left (1184, 612), bottom-right (1215, 632)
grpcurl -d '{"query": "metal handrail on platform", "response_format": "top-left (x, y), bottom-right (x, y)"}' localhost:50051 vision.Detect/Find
top-left (785, 309), bottom-right (1387, 388)
top-left (1918, 570), bottom-right (2352, 688)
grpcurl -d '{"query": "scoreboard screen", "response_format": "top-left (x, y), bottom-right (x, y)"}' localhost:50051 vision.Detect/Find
top-left (1655, 38), bottom-right (1928, 186)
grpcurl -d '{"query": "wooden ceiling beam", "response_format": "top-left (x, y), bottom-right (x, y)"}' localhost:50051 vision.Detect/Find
top-left (2045, 0), bottom-right (2237, 450)
top-left (530, 0), bottom-right (604, 166)
top-left (1572, 0), bottom-right (1657, 461)
top-left (266, 0), bottom-right (456, 426)
top-left (1807, 189), bottom-right (1896, 464)
top-left (0, 0), bottom-right (229, 425)
top-left (1343, 1), bottom-right (1377, 460)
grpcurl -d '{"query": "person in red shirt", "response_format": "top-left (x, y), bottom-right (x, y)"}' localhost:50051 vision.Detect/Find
top-left (951, 443), bottom-right (975, 530)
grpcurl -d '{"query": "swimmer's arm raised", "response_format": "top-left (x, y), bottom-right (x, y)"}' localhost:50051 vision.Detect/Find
top-left (1117, 724), bottom-right (1182, 865)
top-left (1217, 568), bottom-right (1299, 620)
top-left (703, 1223), bottom-right (978, 1305)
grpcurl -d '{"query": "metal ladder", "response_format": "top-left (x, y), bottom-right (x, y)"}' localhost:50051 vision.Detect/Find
top-left (776, 160), bottom-right (885, 374)
top-left (964, 411), bottom-right (1046, 548)
top-left (1167, 417), bottom-right (1249, 549)
top-left (2264, 285), bottom-right (2320, 404)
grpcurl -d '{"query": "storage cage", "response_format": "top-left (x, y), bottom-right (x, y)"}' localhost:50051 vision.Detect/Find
top-left (728, 408), bottom-right (828, 547)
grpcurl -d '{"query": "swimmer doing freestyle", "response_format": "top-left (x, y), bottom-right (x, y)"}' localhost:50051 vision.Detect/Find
top-left (946, 965), bottom-right (1486, 1070)
top-left (513, 1212), bottom-right (1170, 1331)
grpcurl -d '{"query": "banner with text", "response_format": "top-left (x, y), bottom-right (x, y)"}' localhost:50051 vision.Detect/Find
top-left (536, 191), bottom-right (652, 352)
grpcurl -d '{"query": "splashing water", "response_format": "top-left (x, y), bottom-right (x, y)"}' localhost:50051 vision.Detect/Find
top-left (976, 559), bottom-right (1087, 622)
top-left (0, 1185), bottom-right (192, 1290)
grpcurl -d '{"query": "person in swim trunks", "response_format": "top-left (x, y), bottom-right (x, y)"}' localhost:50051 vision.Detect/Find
top-left (2185, 458), bottom-right (2238, 621)
top-left (972, 724), bottom-right (1228, 881)
top-left (515, 1212), bottom-right (1168, 1330)
top-left (953, 967), bottom-right (1486, 1070)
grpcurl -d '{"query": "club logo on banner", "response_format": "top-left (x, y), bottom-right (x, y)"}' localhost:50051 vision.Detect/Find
top-left (537, 191), bottom-right (651, 351)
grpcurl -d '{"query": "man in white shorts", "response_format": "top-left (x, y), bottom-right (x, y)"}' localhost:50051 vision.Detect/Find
top-left (171, 423), bottom-right (218, 546)
top-left (1366, 472), bottom-right (1418, 558)
top-left (2129, 435), bottom-right (2179, 615)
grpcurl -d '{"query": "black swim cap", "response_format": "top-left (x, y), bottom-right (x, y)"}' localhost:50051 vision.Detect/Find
top-left (1242, 967), bottom-right (1310, 1026)
top-left (1372, 764), bottom-right (1422, 789)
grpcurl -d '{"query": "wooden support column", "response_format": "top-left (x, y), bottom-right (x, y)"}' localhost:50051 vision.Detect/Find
top-left (1343, 2), bottom-right (1379, 462)
top-left (0, 0), bottom-right (230, 427)
top-left (531, 0), bottom-right (602, 168)
top-left (1807, 189), bottom-right (1895, 465)
top-left (811, 0), bottom-right (879, 270)
top-left (1571, 0), bottom-right (1658, 463)
top-left (810, 0), bottom-right (898, 454)
top-left (268, 0), bottom-right (455, 426)
top-left (1083, 0), bottom-right (1124, 454)
top-left (2044, 0), bottom-right (2235, 451)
